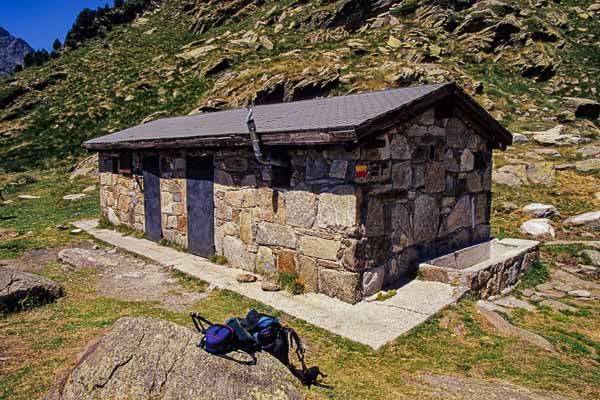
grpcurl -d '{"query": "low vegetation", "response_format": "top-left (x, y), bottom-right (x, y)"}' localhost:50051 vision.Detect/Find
top-left (1, 170), bottom-right (599, 399)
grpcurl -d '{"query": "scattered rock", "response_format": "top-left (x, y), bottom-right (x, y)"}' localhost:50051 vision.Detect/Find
top-left (82, 185), bottom-right (96, 193)
top-left (520, 219), bottom-right (555, 239)
top-left (526, 162), bottom-right (555, 186)
top-left (564, 211), bottom-right (600, 228)
top-left (236, 273), bottom-right (258, 283)
top-left (575, 158), bottom-right (600, 172)
top-left (45, 317), bottom-right (301, 400)
top-left (493, 165), bottom-right (526, 187)
top-left (581, 250), bottom-right (600, 267)
top-left (522, 288), bottom-right (535, 298)
top-left (538, 289), bottom-right (566, 299)
top-left (17, 195), bottom-right (40, 200)
top-left (261, 281), bottom-right (281, 292)
top-left (70, 153), bottom-right (99, 180)
top-left (524, 125), bottom-right (589, 146)
top-left (114, 271), bottom-right (145, 279)
top-left (568, 289), bottom-right (591, 298)
top-left (476, 304), bottom-right (556, 353)
top-left (511, 132), bottom-right (529, 143)
top-left (70, 229), bottom-right (83, 235)
top-left (493, 296), bottom-right (535, 312)
top-left (58, 248), bottom-right (105, 270)
top-left (563, 97), bottom-right (600, 120)
top-left (387, 35), bottom-right (401, 48)
top-left (62, 194), bottom-right (87, 201)
top-left (576, 144), bottom-right (600, 158)
top-left (540, 299), bottom-right (577, 313)
top-left (476, 300), bottom-right (508, 313)
top-left (522, 203), bottom-right (559, 218)
top-left (0, 268), bottom-right (64, 313)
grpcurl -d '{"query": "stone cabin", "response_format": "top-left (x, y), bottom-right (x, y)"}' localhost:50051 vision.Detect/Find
top-left (84, 82), bottom-right (512, 303)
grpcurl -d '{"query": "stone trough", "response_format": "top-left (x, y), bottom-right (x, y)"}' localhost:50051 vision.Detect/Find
top-left (418, 238), bottom-right (539, 298)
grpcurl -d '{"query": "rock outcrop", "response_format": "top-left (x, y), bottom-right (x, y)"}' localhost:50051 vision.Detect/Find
top-left (0, 26), bottom-right (32, 75)
top-left (0, 267), bottom-right (64, 312)
top-left (45, 317), bottom-right (301, 400)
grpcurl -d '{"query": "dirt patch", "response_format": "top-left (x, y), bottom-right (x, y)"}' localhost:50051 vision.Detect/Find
top-left (56, 247), bottom-right (209, 312)
top-left (0, 246), bottom-right (66, 273)
top-left (417, 374), bottom-right (573, 400)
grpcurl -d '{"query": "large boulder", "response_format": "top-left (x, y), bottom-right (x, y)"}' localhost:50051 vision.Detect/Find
top-left (563, 97), bottom-right (600, 120)
top-left (0, 268), bottom-right (64, 312)
top-left (45, 317), bottom-right (301, 400)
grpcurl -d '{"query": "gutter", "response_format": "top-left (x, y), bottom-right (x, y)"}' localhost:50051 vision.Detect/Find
top-left (246, 108), bottom-right (290, 167)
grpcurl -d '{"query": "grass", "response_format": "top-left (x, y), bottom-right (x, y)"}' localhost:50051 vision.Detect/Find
top-left (0, 171), bottom-right (99, 258)
top-left (2, 183), bottom-right (599, 399)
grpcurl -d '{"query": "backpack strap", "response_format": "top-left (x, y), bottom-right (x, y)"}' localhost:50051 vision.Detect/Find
top-left (285, 327), bottom-right (307, 372)
top-left (191, 312), bottom-right (213, 334)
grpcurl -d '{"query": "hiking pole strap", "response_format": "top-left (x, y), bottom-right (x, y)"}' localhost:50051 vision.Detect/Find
top-left (190, 312), bottom-right (213, 334)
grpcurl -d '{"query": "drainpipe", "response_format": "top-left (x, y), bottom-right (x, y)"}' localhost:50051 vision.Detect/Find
top-left (246, 107), bottom-right (289, 167)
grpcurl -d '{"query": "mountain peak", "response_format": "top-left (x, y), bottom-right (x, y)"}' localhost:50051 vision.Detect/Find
top-left (0, 26), bottom-right (32, 75)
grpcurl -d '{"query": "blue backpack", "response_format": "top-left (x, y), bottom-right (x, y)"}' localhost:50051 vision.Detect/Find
top-left (191, 312), bottom-right (257, 365)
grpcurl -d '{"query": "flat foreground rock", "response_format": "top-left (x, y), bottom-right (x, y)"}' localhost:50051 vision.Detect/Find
top-left (0, 267), bottom-right (64, 312)
top-left (45, 317), bottom-right (301, 400)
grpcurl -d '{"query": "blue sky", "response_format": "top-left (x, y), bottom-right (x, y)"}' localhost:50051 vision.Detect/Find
top-left (1, 0), bottom-right (111, 50)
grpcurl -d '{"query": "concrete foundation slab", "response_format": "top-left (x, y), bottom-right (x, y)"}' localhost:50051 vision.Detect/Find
top-left (74, 219), bottom-right (464, 350)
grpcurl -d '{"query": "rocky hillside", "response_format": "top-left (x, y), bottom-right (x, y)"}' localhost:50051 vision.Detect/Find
top-left (0, 0), bottom-right (599, 171)
top-left (0, 27), bottom-right (32, 75)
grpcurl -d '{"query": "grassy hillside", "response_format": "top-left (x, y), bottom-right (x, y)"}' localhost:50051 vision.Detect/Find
top-left (0, 0), bottom-right (598, 171)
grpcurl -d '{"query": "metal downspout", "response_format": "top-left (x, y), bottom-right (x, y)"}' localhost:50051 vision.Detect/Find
top-left (246, 107), bottom-right (289, 167)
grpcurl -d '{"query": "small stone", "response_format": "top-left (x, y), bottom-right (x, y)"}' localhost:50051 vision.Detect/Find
top-left (568, 289), bottom-right (591, 298)
top-left (581, 250), bottom-right (600, 267)
top-left (17, 195), bottom-right (40, 200)
top-left (575, 159), bottom-right (600, 172)
top-left (70, 229), bottom-right (83, 235)
top-left (564, 211), bottom-right (600, 228)
top-left (553, 284), bottom-right (573, 292)
top-left (63, 194), bottom-right (87, 201)
top-left (522, 203), bottom-right (559, 218)
top-left (501, 201), bottom-right (518, 211)
top-left (261, 281), bottom-right (281, 292)
top-left (82, 185), bottom-right (96, 193)
top-left (540, 300), bottom-right (577, 313)
top-left (493, 296), bottom-right (535, 311)
top-left (387, 35), bottom-right (401, 48)
top-left (236, 273), bottom-right (258, 283)
top-left (522, 288), bottom-right (535, 297)
top-left (477, 300), bottom-right (508, 313)
top-left (520, 219), bottom-right (555, 239)
top-left (538, 289), bottom-right (566, 299)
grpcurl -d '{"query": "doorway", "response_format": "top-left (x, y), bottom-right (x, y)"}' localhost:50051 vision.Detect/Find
top-left (142, 155), bottom-right (162, 242)
top-left (186, 155), bottom-right (214, 257)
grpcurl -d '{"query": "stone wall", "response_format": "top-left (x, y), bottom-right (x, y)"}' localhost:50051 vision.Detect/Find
top-left (418, 238), bottom-right (539, 298)
top-left (352, 106), bottom-right (493, 297)
top-left (213, 148), bottom-right (362, 302)
top-left (159, 155), bottom-right (187, 247)
top-left (97, 104), bottom-right (495, 304)
top-left (99, 153), bottom-right (144, 231)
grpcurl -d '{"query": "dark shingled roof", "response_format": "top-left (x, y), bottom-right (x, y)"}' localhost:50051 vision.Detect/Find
top-left (84, 82), bottom-right (512, 150)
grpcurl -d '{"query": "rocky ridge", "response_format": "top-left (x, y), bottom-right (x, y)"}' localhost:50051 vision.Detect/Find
top-left (1, 0), bottom-right (599, 171)
top-left (0, 27), bottom-right (32, 76)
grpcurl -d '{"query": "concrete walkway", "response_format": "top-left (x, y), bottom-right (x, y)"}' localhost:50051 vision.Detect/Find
top-left (74, 219), bottom-right (464, 350)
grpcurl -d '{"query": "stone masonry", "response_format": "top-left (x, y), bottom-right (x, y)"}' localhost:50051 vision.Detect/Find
top-left (98, 104), bottom-right (494, 304)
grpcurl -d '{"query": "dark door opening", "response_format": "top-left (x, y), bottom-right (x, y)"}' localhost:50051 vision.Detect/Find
top-left (186, 155), bottom-right (214, 258)
top-left (142, 155), bottom-right (163, 242)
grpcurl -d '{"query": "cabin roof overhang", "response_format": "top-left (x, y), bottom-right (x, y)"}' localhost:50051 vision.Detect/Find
top-left (83, 82), bottom-right (512, 152)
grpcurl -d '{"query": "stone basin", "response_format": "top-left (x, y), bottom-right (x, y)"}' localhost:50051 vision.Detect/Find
top-left (418, 238), bottom-right (539, 298)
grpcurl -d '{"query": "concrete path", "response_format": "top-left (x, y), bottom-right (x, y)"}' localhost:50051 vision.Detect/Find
top-left (74, 219), bottom-right (464, 350)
